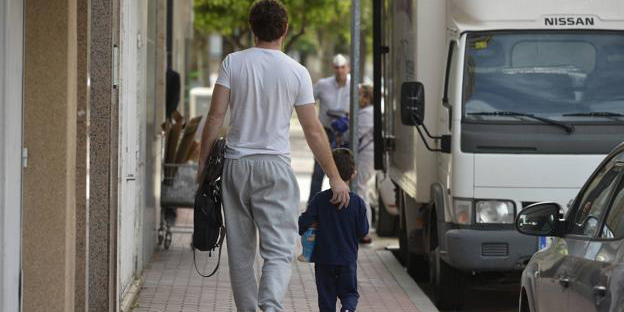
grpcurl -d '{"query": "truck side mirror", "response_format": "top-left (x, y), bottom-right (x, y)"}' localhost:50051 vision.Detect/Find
top-left (400, 82), bottom-right (425, 126)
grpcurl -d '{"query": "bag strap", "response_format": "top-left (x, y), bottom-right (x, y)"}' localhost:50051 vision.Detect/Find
top-left (192, 227), bottom-right (226, 278)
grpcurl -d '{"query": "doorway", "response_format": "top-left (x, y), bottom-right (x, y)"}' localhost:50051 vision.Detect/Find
top-left (0, 0), bottom-right (23, 311)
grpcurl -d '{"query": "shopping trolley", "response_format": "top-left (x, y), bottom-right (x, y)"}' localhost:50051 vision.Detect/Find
top-left (158, 162), bottom-right (198, 249)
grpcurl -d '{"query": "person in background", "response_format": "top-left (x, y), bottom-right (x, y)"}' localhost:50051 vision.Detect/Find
top-left (299, 148), bottom-right (369, 312)
top-left (356, 84), bottom-right (374, 244)
top-left (309, 54), bottom-right (351, 202)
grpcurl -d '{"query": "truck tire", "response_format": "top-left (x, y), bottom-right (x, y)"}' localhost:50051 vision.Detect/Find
top-left (398, 205), bottom-right (408, 265)
top-left (376, 195), bottom-right (398, 237)
top-left (429, 247), bottom-right (466, 310)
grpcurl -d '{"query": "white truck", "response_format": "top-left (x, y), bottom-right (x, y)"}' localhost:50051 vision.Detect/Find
top-left (372, 0), bottom-right (624, 309)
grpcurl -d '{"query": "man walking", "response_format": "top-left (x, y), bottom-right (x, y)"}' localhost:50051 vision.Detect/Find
top-left (198, 1), bottom-right (350, 311)
top-left (309, 54), bottom-right (351, 202)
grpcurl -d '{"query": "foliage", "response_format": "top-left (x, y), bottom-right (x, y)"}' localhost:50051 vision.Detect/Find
top-left (194, 0), bottom-right (354, 53)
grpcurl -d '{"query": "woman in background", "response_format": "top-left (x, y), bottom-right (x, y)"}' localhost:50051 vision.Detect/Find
top-left (357, 84), bottom-right (375, 244)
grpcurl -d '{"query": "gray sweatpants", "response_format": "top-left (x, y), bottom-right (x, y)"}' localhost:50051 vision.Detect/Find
top-left (221, 155), bottom-right (300, 312)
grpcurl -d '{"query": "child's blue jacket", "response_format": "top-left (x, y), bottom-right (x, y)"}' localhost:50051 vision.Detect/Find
top-left (298, 190), bottom-right (369, 265)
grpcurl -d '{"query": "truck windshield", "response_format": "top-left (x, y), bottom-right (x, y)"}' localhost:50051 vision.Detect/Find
top-left (463, 32), bottom-right (624, 123)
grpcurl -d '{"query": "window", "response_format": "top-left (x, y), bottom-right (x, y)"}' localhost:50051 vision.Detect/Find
top-left (445, 41), bottom-right (459, 130)
top-left (601, 154), bottom-right (624, 239)
top-left (463, 32), bottom-right (624, 122)
top-left (569, 162), bottom-right (623, 237)
top-left (600, 179), bottom-right (624, 239)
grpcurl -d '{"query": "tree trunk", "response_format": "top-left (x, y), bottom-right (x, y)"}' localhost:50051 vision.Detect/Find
top-left (317, 29), bottom-right (336, 78)
top-left (192, 31), bottom-right (211, 87)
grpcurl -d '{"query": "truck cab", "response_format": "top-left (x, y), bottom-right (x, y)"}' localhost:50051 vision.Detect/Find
top-left (373, 0), bottom-right (624, 309)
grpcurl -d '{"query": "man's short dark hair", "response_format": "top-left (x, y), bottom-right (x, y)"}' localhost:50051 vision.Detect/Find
top-left (249, 0), bottom-right (288, 42)
top-left (332, 148), bottom-right (355, 182)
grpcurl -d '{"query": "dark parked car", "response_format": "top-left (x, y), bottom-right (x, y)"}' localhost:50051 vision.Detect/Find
top-left (517, 143), bottom-right (624, 312)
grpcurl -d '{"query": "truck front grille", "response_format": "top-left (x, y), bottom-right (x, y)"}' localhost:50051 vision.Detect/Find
top-left (482, 243), bottom-right (509, 257)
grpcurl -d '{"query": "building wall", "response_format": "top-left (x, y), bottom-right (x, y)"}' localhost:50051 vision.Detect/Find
top-left (119, 0), bottom-right (147, 296)
top-left (22, 0), bottom-right (78, 310)
top-left (118, 0), bottom-right (166, 299)
top-left (0, 0), bottom-right (23, 311)
top-left (75, 0), bottom-right (89, 310)
top-left (87, 0), bottom-right (120, 310)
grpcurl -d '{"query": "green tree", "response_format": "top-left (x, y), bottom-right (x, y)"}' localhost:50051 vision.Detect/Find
top-left (194, 0), bottom-right (351, 53)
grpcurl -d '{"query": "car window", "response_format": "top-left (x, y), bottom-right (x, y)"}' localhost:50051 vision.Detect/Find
top-left (601, 170), bottom-right (624, 239)
top-left (569, 162), bottom-right (623, 237)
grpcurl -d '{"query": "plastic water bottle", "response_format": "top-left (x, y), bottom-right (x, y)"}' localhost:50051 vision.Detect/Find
top-left (299, 226), bottom-right (318, 262)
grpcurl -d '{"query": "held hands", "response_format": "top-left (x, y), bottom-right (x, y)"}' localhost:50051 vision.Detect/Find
top-left (329, 177), bottom-right (350, 209)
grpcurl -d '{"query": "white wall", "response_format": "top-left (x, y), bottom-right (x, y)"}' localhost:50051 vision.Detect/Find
top-left (0, 0), bottom-right (23, 311)
top-left (142, 0), bottom-right (161, 277)
top-left (118, 0), bottom-right (148, 297)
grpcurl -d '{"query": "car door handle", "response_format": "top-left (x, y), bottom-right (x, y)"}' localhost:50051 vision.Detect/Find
top-left (593, 285), bottom-right (607, 297)
top-left (558, 277), bottom-right (570, 288)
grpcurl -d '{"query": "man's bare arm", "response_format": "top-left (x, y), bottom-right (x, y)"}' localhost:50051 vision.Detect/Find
top-left (295, 104), bottom-right (350, 208)
top-left (198, 84), bottom-right (230, 179)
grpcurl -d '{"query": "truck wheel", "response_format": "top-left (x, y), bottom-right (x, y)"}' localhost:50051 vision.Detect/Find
top-left (429, 247), bottom-right (466, 310)
top-left (399, 214), bottom-right (427, 280)
top-left (398, 189), bottom-right (408, 264)
top-left (398, 210), bottom-right (408, 265)
top-left (376, 195), bottom-right (398, 237)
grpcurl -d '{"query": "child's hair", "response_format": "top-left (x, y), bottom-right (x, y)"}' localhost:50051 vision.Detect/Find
top-left (332, 148), bottom-right (355, 182)
top-left (360, 84), bottom-right (373, 102)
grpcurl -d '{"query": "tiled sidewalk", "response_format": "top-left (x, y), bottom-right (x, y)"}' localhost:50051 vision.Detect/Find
top-left (132, 122), bottom-right (430, 312)
top-left (132, 217), bottom-right (422, 312)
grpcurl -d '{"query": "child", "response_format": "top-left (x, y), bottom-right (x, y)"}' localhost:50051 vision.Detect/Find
top-left (298, 148), bottom-right (369, 312)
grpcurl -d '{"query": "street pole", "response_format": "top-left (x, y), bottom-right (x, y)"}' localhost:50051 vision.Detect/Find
top-left (349, 0), bottom-right (361, 191)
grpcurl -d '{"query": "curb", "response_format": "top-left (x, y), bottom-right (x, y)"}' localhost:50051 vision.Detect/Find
top-left (377, 250), bottom-right (439, 312)
top-left (121, 277), bottom-right (144, 312)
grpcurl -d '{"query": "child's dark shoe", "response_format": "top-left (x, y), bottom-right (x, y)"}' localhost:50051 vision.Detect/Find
top-left (360, 235), bottom-right (372, 244)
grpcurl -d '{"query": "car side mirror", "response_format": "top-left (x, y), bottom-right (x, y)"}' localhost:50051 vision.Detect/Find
top-left (400, 82), bottom-right (425, 126)
top-left (515, 202), bottom-right (564, 237)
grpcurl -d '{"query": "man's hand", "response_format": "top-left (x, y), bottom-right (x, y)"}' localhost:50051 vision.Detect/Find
top-left (329, 176), bottom-right (350, 209)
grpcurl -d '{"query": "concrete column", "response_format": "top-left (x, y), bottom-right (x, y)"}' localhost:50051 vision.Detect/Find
top-left (88, 0), bottom-right (119, 311)
top-left (22, 0), bottom-right (78, 311)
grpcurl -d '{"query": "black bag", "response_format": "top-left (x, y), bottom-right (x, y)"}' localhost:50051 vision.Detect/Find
top-left (192, 137), bottom-right (226, 277)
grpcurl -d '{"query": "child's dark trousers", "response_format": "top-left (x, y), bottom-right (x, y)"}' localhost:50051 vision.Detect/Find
top-left (315, 263), bottom-right (359, 312)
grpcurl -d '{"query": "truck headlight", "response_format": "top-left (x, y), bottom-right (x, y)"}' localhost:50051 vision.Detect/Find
top-left (475, 200), bottom-right (515, 224)
top-left (452, 198), bottom-right (472, 224)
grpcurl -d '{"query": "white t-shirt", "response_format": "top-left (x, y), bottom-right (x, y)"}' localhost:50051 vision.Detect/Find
top-left (215, 47), bottom-right (315, 159)
top-left (314, 76), bottom-right (350, 128)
